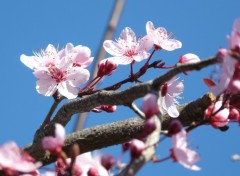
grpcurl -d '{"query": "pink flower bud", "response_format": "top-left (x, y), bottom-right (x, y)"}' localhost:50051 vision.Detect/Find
top-left (100, 154), bottom-right (115, 170)
top-left (97, 59), bottom-right (118, 77)
top-left (229, 108), bottom-right (240, 120)
top-left (100, 105), bottom-right (117, 113)
top-left (142, 94), bottom-right (159, 119)
top-left (168, 119), bottom-right (183, 136)
top-left (144, 118), bottom-right (157, 136)
top-left (178, 53), bottom-right (200, 64)
top-left (88, 167), bottom-right (99, 176)
top-left (130, 139), bottom-right (146, 159)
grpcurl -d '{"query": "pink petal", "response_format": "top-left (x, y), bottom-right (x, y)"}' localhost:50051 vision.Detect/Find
top-left (106, 56), bottom-right (133, 65)
top-left (161, 39), bottom-right (182, 51)
top-left (120, 27), bottom-right (136, 42)
top-left (103, 40), bottom-right (123, 56)
top-left (167, 105), bottom-right (180, 118)
top-left (146, 21), bottom-right (155, 34)
top-left (66, 67), bottom-right (90, 87)
top-left (36, 78), bottom-right (57, 96)
top-left (20, 54), bottom-right (41, 70)
top-left (136, 35), bottom-right (153, 52)
top-left (58, 82), bottom-right (78, 99)
top-left (168, 79), bottom-right (184, 97)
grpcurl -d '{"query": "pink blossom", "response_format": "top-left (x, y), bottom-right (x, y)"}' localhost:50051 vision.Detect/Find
top-left (58, 43), bottom-right (94, 68)
top-left (74, 152), bottom-right (109, 176)
top-left (178, 53), bottom-right (200, 64)
top-left (0, 141), bottom-right (41, 174)
top-left (21, 44), bottom-right (90, 99)
top-left (142, 93), bottom-right (160, 119)
top-left (103, 27), bottom-right (153, 65)
top-left (146, 21), bottom-right (182, 51)
top-left (42, 123), bottom-right (65, 154)
top-left (159, 77), bottom-right (184, 117)
top-left (204, 101), bottom-right (230, 128)
top-left (171, 130), bottom-right (201, 171)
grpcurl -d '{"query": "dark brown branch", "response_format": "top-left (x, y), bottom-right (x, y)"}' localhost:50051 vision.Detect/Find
top-left (24, 92), bottom-right (214, 166)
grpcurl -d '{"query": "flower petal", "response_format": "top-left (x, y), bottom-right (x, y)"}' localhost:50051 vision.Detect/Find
top-left (36, 78), bottom-right (57, 96)
top-left (66, 67), bottom-right (90, 87)
top-left (58, 82), bottom-right (78, 99)
top-left (103, 40), bottom-right (123, 56)
top-left (120, 27), bottom-right (136, 42)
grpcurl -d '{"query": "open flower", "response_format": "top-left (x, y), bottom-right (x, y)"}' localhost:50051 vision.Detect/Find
top-left (171, 130), bottom-right (201, 171)
top-left (159, 77), bottom-right (184, 117)
top-left (146, 21), bottom-right (182, 51)
top-left (0, 141), bottom-right (41, 174)
top-left (21, 44), bottom-right (91, 99)
top-left (103, 27), bottom-right (153, 65)
top-left (42, 123), bottom-right (65, 155)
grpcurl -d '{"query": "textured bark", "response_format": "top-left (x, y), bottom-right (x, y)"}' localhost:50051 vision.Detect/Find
top-left (24, 92), bottom-right (214, 166)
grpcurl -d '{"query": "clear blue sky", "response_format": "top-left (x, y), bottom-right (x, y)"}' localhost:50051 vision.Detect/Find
top-left (0, 0), bottom-right (240, 175)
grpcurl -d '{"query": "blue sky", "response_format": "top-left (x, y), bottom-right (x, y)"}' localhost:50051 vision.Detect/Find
top-left (0, 0), bottom-right (240, 175)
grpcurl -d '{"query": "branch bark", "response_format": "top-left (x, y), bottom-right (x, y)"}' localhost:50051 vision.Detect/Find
top-left (24, 92), bottom-right (214, 166)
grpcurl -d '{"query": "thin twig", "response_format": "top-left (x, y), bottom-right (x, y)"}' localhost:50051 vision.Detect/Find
top-left (74, 0), bottom-right (125, 132)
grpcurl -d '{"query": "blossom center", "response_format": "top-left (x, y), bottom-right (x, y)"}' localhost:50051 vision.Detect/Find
top-left (48, 66), bottom-right (66, 83)
top-left (124, 49), bottom-right (137, 57)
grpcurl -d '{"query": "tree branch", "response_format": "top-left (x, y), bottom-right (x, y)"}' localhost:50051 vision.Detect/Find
top-left (24, 92), bottom-right (214, 166)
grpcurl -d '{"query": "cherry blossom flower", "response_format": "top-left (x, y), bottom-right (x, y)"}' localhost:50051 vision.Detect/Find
top-left (21, 44), bottom-right (90, 99)
top-left (159, 77), bottom-right (184, 117)
top-left (0, 141), bottom-right (41, 174)
top-left (178, 53), bottom-right (200, 64)
top-left (58, 43), bottom-right (94, 68)
top-left (74, 152), bottom-right (109, 176)
top-left (171, 130), bottom-right (201, 171)
top-left (103, 27), bottom-right (153, 65)
top-left (42, 123), bottom-right (65, 155)
top-left (204, 100), bottom-right (230, 128)
top-left (146, 21), bottom-right (182, 51)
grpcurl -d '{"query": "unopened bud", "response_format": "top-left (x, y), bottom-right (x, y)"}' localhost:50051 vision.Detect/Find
top-left (88, 167), bottom-right (99, 176)
top-left (101, 153), bottom-right (115, 170)
top-left (168, 119), bottom-right (183, 136)
top-left (229, 108), bottom-right (240, 120)
top-left (130, 139), bottom-right (145, 159)
top-left (97, 59), bottom-right (118, 77)
top-left (100, 105), bottom-right (117, 113)
top-left (142, 94), bottom-right (159, 119)
top-left (178, 53), bottom-right (200, 64)
top-left (144, 118), bottom-right (157, 136)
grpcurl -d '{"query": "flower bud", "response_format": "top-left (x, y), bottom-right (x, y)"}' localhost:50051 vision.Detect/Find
top-left (144, 118), bottom-right (157, 136)
top-left (130, 139), bottom-right (145, 159)
top-left (178, 53), bottom-right (200, 64)
top-left (168, 119), bottom-right (183, 136)
top-left (229, 108), bottom-right (240, 120)
top-left (101, 154), bottom-right (115, 170)
top-left (100, 105), bottom-right (117, 113)
top-left (97, 59), bottom-right (118, 77)
top-left (142, 94), bottom-right (159, 119)
top-left (88, 167), bottom-right (99, 176)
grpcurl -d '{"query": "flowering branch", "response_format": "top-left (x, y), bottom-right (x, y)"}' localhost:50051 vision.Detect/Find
top-left (24, 92), bottom-right (214, 166)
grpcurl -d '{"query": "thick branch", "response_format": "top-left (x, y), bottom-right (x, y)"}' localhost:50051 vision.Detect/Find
top-left (24, 93), bottom-right (214, 166)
